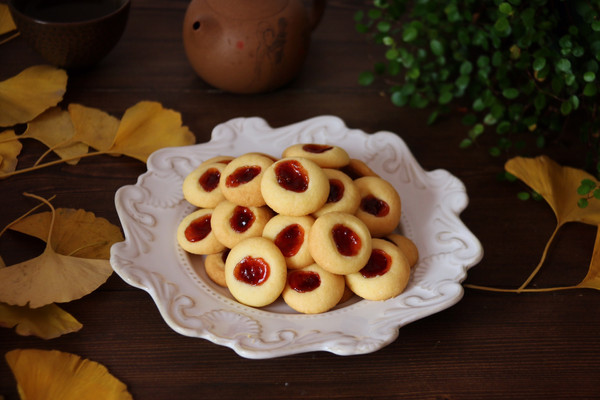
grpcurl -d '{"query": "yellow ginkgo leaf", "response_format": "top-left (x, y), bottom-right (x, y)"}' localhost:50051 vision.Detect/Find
top-left (20, 107), bottom-right (89, 165)
top-left (9, 208), bottom-right (123, 259)
top-left (0, 302), bottom-right (82, 339)
top-left (6, 349), bottom-right (133, 400)
top-left (577, 225), bottom-right (600, 289)
top-left (0, 130), bottom-right (22, 173)
top-left (0, 245), bottom-right (113, 308)
top-left (68, 103), bottom-right (120, 152)
top-left (0, 4), bottom-right (16, 35)
top-left (505, 155), bottom-right (600, 226)
top-left (0, 197), bottom-right (116, 308)
top-left (108, 100), bottom-right (195, 162)
top-left (0, 65), bottom-right (68, 127)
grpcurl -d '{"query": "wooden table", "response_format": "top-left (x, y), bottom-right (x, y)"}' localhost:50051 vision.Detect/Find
top-left (1, 1), bottom-right (599, 399)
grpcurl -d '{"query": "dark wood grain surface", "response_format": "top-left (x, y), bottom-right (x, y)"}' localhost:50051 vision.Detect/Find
top-left (1, 1), bottom-right (599, 399)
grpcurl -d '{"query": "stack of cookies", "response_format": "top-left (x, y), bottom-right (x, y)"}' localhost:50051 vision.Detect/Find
top-left (176, 144), bottom-right (419, 314)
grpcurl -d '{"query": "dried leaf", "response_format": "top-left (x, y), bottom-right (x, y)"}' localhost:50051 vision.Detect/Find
top-left (0, 245), bottom-right (113, 308)
top-left (505, 156), bottom-right (600, 226)
top-left (0, 130), bottom-right (22, 173)
top-left (107, 100), bottom-right (195, 162)
top-left (0, 201), bottom-right (118, 308)
top-left (468, 156), bottom-right (600, 293)
top-left (9, 208), bottom-right (123, 259)
top-left (0, 4), bottom-right (16, 35)
top-left (0, 302), bottom-right (82, 339)
top-left (20, 107), bottom-right (89, 165)
top-left (68, 103), bottom-right (120, 152)
top-left (0, 65), bottom-right (68, 127)
top-left (6, 349), bottom-right (133, 400)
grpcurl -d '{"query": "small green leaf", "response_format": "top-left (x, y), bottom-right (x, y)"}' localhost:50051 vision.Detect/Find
top-left (584, 71), bottom-right (596, 82)
top-left (377, 21), bottom-right (391, 33)
top-left (390, 91), bottom-right (408, 107)
top-left (438, 91), bottom-right (453, 104)
top-left (496, 121), bottom-right (511, 134)
top-left (358, 71), bottom-right (375, 86)
top-left (577, 179), bottom-right (596, 195)
top-left (367, 9), bottom-right (381, 19)
top-left (430, 39), bottom-right (444, 56)
top-left (403, 26), bottom-right (418, 42)
top-left (594, 188), bottom-right (600, 199)
top-left (556, 58), bottom-right (571, 73)
top-left (578, 198), bottom-right (589, 208)
top-left (494, 16), bottom-right (510, 33)
top-left (502, 88), bottom-right (519, 99)
top-left (517, 191), bottom-right (531, 201)
top-left (560, 100), bottom-right (572, 115)
top-left (459, 138), bottom-right (473, 148)
top-left (490, 147), bottom-right (502, 157)
top-left (583, 83), bottom-right (597, 96)
top-left (533, 57), bottom-right (546, 71)
top-left (354, 10), bottom-right (365, 22)
top-left (499, 2), bottom-right (513, 14)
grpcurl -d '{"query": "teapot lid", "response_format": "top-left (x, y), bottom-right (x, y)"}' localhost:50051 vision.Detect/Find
top-left (206, 0), bottom-right (289, 20)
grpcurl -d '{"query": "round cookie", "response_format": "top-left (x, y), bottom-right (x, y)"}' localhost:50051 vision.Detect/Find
top-left (182, 162), bottom-right (226, 208)
top-left (219, 153), bottom-right (274, 207)
top-left (354, 176), bottom-right (402, 237)
top-left (340, 158), bottom-right (379, 180)
top-left (345, 238), bottom-right (410, 301)
top-left (177, 208), bottom-right (226, 255)
top-left (211, 200), bottom-right (273, 249)
top-left (282, 143), bottom-right (350, 169)
top-left (204, 249), bottom-right (230, 287)
top-left (282, 263), bottom-right (345, 314)
top-left (225, 237), bottom-right (287, 308)
top-left (308, 212), bottom-right (372, 275)
top-left (385, 233), bottom-right (419, 268)
top-left (262, 214), bottom-right (315, 270)
top-left (313, 168), bottom-right (360, 218)
top-left (199, 155), bottom-right (234, 167)
top-left (261, 157), bottom-right (329, 216)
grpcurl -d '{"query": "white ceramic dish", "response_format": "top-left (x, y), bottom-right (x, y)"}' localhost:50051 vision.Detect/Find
top-left (110, 116), bottom-right (483, 359)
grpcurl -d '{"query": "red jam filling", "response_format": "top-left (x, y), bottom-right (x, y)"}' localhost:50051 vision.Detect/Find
top-left (302, 144), bottom-right (333, 154)
top-left (274, 224), bottom-right (304, 257)
top-left (184, 215), bottom-right (212, 242)
top-left (332, 224), bottom-right (361, 256)
top-left (275, 160), bottom-right (309, 192)
top-left (230, 206), bottom-right (255, 233)
top-left (225, 166), bottom-right (261, 187)
top-left (327, 179), bottom-right (344, 203)
top-left (360, 195), bottom-right (390, 217)
top-left (234, 256), bottom-right (270, 286)
top-left (288, 270), bottom-right (321, 293)
top-left (360, 248), bottom-right (391, 278)
top-left (199, 168), bottom-right (220, 192)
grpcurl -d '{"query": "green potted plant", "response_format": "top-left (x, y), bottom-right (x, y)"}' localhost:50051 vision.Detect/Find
top-left (355, 0), bottom-right (600, 204)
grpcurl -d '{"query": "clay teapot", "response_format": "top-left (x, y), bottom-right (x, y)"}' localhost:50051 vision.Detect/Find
top-left (183, 0), bottom-right (325, 94)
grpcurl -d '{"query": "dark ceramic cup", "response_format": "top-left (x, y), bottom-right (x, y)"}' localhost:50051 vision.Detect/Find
top-left (8, 0), bottom-right (130, 69)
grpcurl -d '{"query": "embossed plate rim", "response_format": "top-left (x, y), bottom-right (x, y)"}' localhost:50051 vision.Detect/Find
top-left (110, 115), bottom-right (484, 358)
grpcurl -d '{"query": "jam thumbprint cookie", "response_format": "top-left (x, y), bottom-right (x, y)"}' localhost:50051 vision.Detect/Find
top-left (282, 263), bottom-right (345, 314)
top-left (385, 233), bottom-right (419, 268)
top-left (211, 200), bottom-right (273, 249)
top-left (345, 238), bottom-right (410, 301)
top-left (261, 157), bottom-right (329, 216)
top-left (219, 153), bottom-right (274, 207)
top-left (282, 143), bottom-right (350, 169)
top-left (182, 162), bottom-right (226, 208)
top-left (225, 237), bottom-right (287, 307)
top-left (308, 212), bottom-right (372, 275)
top-left (177, 209), bottom-right (226, 255)
top-left (204, 249), bottom-right (230, 287)
top-left (262, 214), bottom-right (315, 270)
top-left (354, 176), bottom-right (402, 237)
top-left (312, 168), bottom-right (360, 218)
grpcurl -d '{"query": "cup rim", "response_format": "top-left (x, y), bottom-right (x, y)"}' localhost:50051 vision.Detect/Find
top-left (8, 0), bottom-right (131, 26)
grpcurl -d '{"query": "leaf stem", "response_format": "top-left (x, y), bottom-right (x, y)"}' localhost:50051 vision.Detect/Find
top-left (0, 150), bottom-right (108, 178)
top-left (0, 31), bottom-right (20, 45)
top-left (0, 194), bottom-right (56, 239)
top-left (22, 193), bottom-right (56, 248)
top-left (464, 283), bottom-right (581, 293)
top-left (517, 223), bottom-right (562, 292)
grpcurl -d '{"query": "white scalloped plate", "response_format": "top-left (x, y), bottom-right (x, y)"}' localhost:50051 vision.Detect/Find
top-left (110, 116), bottom-right (483, 359)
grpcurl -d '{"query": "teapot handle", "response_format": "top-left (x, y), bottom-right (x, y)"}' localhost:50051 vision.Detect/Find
top-left (308, 0), bottom-right (326, 31)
